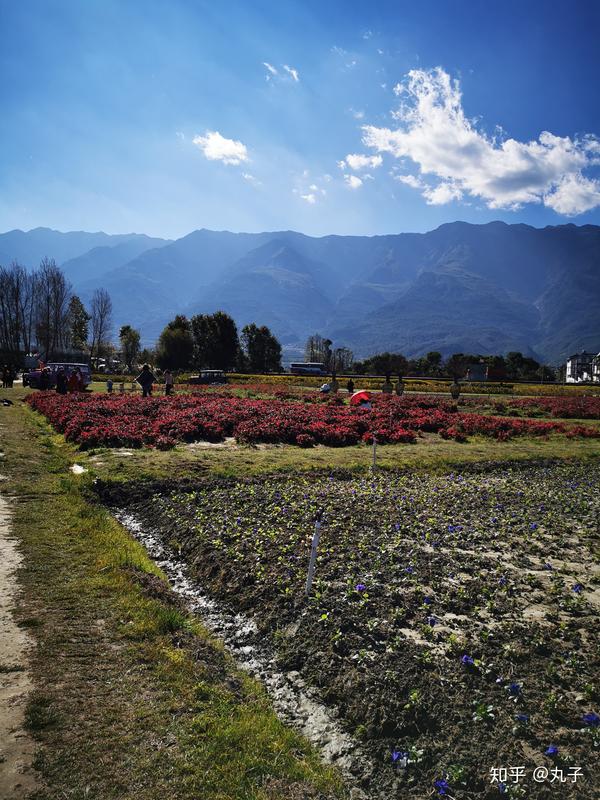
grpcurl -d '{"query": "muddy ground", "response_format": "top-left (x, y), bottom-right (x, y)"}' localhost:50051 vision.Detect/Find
top-left (98, 460), bottom-right (600, 799)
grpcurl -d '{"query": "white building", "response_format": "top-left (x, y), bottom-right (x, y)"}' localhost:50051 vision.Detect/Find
top-left (565, 351), bottom-right (597, 383)
top-left (593, 353), bottom-right (600, 383)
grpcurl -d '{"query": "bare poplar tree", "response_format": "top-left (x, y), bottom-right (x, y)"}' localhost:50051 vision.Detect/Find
top-left (35, 258), bottom-right (71, 359)
top-left (90, 288), bottom-right (113, 365)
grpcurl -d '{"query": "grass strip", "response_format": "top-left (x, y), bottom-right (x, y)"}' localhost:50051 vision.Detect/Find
top-left (0, 396), bottom-right (347, 800)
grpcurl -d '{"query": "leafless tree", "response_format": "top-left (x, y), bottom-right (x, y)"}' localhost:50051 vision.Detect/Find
top-left (304, 334), bottom-right (333, 369)
top-left (35, 258), bottom-right (72, 359)
top-left (333, 347), bottom-right (354, 372)
top-left (0, 262), bottom-right (30, 357)
top-left (89, 288), bottom-right (113, 365)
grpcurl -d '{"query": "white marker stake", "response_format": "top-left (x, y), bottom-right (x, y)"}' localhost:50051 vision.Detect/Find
top-left (305, 520), bottom-right (321, 597)
top-left (372, 435), bottom-right (377, 469)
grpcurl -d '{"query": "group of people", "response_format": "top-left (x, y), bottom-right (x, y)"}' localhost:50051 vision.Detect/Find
top-left (2, 365), bottom-right (15, 388)
top-left (54, 367), bottom-right (86, 394)
top-left (319, 373), bottom-right (406, 397)
top-left (128, 365), bottom-right (174, 398)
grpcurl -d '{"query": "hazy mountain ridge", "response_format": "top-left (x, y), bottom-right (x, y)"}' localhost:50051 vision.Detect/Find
top-left (1, 222), bottom-right (598, 362)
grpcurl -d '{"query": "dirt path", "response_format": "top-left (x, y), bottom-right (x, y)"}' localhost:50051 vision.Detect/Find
top-left (0, 495), bottom-right (37, 799)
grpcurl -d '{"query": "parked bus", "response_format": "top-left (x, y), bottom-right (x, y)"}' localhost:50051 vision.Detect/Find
top-left (290, 362), bottom-right (326, 376)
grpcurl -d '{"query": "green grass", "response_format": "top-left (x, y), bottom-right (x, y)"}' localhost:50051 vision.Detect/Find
top-left (0, 389), bottom-right (347, 800)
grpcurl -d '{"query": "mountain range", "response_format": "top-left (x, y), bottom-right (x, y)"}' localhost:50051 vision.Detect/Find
top-left (1, 221), bottom-right (599, 364)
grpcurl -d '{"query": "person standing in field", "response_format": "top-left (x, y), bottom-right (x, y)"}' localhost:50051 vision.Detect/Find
top-left (395, 374), bottom-right (405, 396)
top-left (76, 368), bottom-right (85, 392)
top-left (67, 369), bottom-right (79, 393)
top-left (382, 372), bottom-right (393, 394)
top-left (136, 364), bottom-right (156, 397)
top-left (164, 369), bottom-right (174, 396)
top-left (56, 368), bottom-right (67, 395)
top-left (346, 378), bottom-right (354, 394)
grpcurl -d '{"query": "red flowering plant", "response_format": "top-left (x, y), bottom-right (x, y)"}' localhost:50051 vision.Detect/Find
top-left (25, 390), bottom-right (600, 451)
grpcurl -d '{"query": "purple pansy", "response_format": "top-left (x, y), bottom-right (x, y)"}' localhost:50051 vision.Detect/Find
top-left (582, 712), bottom-right (600, 727)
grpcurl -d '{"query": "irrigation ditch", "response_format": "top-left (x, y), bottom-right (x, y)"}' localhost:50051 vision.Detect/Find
top-left (110, 508), bottom-right (390, 800)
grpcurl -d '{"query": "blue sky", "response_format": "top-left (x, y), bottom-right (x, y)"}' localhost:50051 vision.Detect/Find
top-left (1, 0), bottom-right (600, 238)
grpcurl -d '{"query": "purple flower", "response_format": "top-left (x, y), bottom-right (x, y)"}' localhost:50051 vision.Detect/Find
top-left (572, 583), bottom-right (583, 594)
top-left (498, 575), bottom-right (508, 586)
top-left (423, 596), bottom-right (433, 605)
top-left (434, 778), bottom-right (450, 795)
top-left (545, 745), bottom-right (558, 756)
top-left (461, 654), bottom-right (475, 666)
top-left (427, 616), bottom-right (437, 626)
top-left (499, 783), bottom-right (507, 795)
top-left (544, 563), bottom-right (553, 570)
top-left (515, 713), bottom-right (529, 723)
top-left (405, 566), bottom-right (414, 574)
top-left (529, 522), bottom-right (538, 530)
top-left (582, 712), bottom-right (600, 727)
top-left (508, 682), bottom-right (521, 695)
top-left (355, 583), bottom-right (366, 592)
top-left (391, 749), bottom-right (408, 764)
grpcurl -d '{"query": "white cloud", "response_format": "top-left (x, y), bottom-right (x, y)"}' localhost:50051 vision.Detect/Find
top-left (395, 174), bottom-right (422, 189)
top-left (192, 131), bottom-right (249, 165)
top-left (342, 153), bottom-right (383, 171)
top-left (344, 174), bottom-right (363, 189)
top-left (263, 62), bottom-right (278, 80)
top-left (301, 193), bottom-right (317, 204)
top-left (265, 62), bottom-right (299, 84)
top-left (362, 66), bottom-right (600, 215)
top-left (544, 173), bottom-right (600, 214)
top-left (283, 64), bottom-right (300, 82)
top-left (175, 131), bottom-right (185, 141)
top-left (242, 172), bottom-right (262, 186)
top-left (395, 173), bottom-right (462, 205)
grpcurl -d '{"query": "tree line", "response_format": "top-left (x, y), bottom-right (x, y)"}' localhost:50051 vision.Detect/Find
top-left (153, 313), bottom-right (282, 373)
top-left (350, 350), bottom-right (556, 381)
top-left (301, 337), bottom-right (556, 380)
top-left (0, 260), bottom-right (113, 365)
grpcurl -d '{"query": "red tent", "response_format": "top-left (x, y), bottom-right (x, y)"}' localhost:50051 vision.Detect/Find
top-left (350, 390), bottom-right (372, 406)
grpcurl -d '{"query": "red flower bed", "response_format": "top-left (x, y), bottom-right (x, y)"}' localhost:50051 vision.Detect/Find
top-left (25, 392), bottom-right (600, 450)
top-left (461, 395), bottom-right (600, 420)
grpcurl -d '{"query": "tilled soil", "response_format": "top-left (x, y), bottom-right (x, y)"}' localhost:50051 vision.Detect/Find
top-left (98, 460), bottom-right (600, 799)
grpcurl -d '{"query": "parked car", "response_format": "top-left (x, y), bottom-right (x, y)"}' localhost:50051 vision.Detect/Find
top-left (23, 362), bottom-right (92, 389)
top-left (188, 369), bottom-right (227, 385)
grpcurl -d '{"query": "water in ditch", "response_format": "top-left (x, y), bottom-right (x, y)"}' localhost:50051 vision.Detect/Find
top-left (115, 510), bottom-right (405, 800)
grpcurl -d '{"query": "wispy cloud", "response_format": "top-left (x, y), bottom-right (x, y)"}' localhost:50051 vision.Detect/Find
top-left (242, 172), bottom-right (262, 186)
top-left (283, 64), bottom-right (300, 82)
top-left (263, 62), bottom-right (278, 79)
top-left (192, 131), bottom-right (248, 165)
top-left (363, 67), bottom-right (600, 215)
top-left (263, 61), bottom-right (300, 84)
top-left (338, 153), bottom-right (382, 171)
top-left (300, 193), bottom-right (316, 204)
